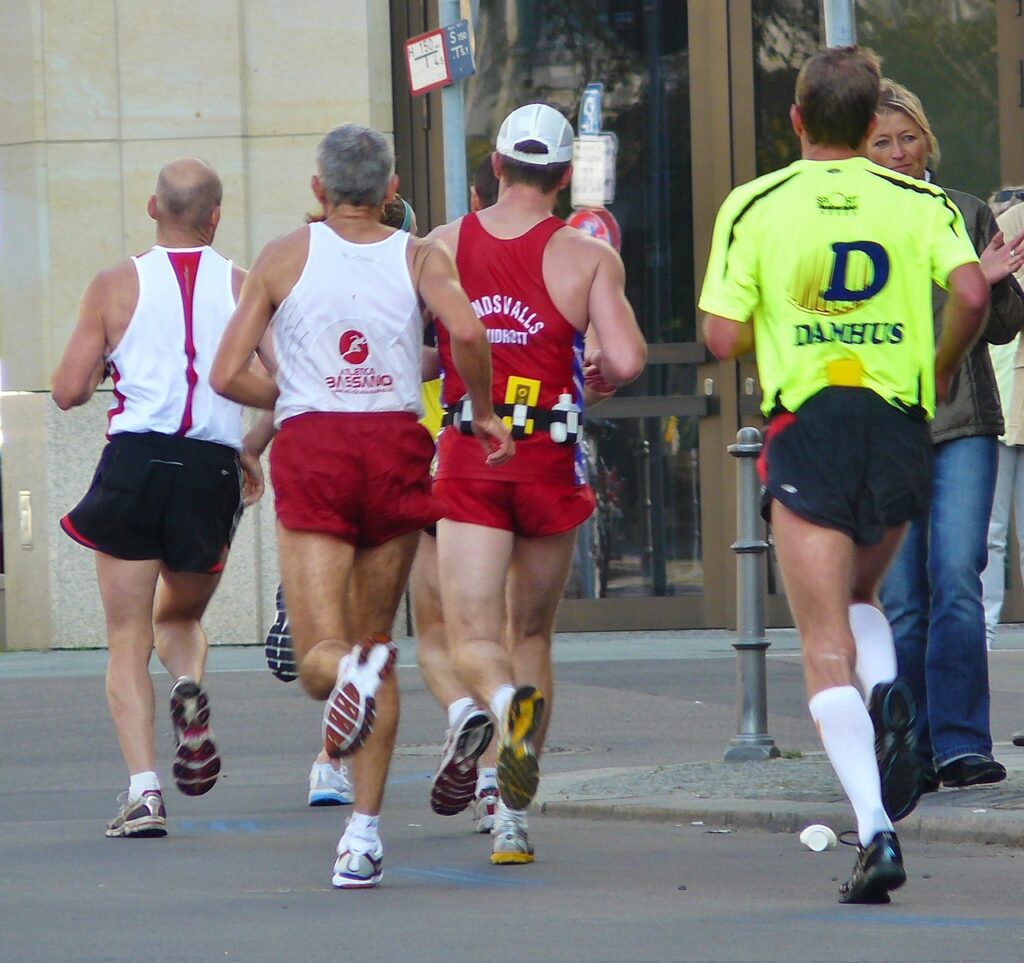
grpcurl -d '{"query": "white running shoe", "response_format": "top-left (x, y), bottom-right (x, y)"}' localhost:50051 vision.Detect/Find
top-left (473, 787), bottom-right (499, 834)
top-left (308, 761), bottom-right (354, 807)
top-left (490, 799), bottom-right (534, 865)
top-left (430, 705), bottom-right (494, 816)
top-left (332, 836), bottom-right (384, 889)
top-left (322, 635), bottom-right (397, 758)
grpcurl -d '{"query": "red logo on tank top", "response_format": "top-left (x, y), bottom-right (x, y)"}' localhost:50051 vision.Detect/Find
top-left (338, 329), bottom-right (369, 365)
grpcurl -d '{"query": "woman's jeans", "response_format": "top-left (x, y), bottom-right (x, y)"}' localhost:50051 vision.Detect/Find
top-left (879, 435), bottom-right (998, 769)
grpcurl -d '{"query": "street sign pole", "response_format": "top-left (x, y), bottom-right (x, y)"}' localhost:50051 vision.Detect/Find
top-left (822, 0), bottom-right (856, 47)
top-left (440, 0), bottom-right (467, 221)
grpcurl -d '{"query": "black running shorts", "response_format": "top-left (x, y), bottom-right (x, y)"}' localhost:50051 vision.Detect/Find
top-left (758, 387), bottom-right (931, 546)
top-left (61, 431), bottom-right (243, 573)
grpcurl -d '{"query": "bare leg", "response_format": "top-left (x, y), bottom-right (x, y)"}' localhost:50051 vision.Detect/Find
top-left (153, 568), bottom-right (222, 683)
top-left (346, 531), bottom-right (420, 814)
top-left (437, 519), bottom-right (515, 705)
top-left (279, 524), bottom-right (418, 816)
top-left (412, 531), bottom-right (467, 706)
top-left (505, 528), bottom-right (577, 752)
top-left (95, 554), bottom-right (162, 776)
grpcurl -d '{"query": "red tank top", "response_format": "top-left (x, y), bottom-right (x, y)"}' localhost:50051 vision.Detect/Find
top-left (435, 213), bottom-right (587, 484)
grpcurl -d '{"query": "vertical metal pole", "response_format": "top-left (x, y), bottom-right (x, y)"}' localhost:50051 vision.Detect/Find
top-left (724, 427), bottom-right (780, 761)
top-left (822, 0), bottom-right (857, 47)
top-left (440, 0), bottom-right (468, 220)
top-left (636, 439), bottom-right (654, 582)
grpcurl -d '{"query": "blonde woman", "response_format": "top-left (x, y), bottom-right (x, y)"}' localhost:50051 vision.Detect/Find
top-left (868, 80), bottom-right (1024, 790)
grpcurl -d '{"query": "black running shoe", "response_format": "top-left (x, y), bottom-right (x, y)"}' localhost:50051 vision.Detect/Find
top-left (867, 681), bottom-right (922, 822)
top-left (265, 584), bottom-right (297, 682)
top-left (838, 830), bottom-right (906, 904)
top-left (938, 755), bottom-right (1007, 787)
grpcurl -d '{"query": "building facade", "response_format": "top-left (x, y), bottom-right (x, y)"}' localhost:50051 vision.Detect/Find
top-left (2, 0), bottom-right (1022, 648)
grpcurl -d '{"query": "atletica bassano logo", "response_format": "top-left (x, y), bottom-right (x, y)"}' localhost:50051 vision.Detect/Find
top-left (325, 327), bottom-right (394, 392)
top-left (338, 329), bottom-right (369, 365)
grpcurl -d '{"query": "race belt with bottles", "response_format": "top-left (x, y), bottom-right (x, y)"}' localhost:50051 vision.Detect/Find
top-left (442, 376), bottom-right (580, 443)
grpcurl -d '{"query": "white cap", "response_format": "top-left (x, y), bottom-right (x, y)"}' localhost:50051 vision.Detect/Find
top-left (495, 104), bottom-right (574, 167)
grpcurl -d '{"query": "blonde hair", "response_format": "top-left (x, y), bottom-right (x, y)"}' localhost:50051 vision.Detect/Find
top-left (877, 78), bottom-right (941, 172)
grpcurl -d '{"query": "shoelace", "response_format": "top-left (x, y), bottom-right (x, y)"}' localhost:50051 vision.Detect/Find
top-left (838, 829), bottom-right (861, 849)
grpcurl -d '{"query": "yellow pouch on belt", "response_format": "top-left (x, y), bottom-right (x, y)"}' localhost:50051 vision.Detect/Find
top-left (826, 358), bottom-right (863, 387)
top-left (503, 376), bottom-right (541, 435)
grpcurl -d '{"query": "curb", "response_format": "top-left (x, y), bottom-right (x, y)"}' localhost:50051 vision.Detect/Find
top-left (538, 795), bottom-right (1024, 848)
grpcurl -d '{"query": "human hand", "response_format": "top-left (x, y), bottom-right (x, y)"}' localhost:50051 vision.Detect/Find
top-left (980, 228), bottom-right (1024, 285)
top-left (239, 450), bottom-right (265, 506)
top-left (471, 412), bottom-right (515, 466)
top-left (583, 349), bottom-right (618, 395)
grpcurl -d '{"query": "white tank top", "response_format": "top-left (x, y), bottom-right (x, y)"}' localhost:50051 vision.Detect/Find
top-left (106, 245), bottom-right (243, 450)
top-left (273, 223), bottom-right (423, 426)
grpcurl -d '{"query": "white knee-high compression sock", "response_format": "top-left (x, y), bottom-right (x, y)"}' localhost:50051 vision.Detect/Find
top-left (849, 603), bottom-right (897, 700)
top-left (809, 685), bottom-right (894, 847)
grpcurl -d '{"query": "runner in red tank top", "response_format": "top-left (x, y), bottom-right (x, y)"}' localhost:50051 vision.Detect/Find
top-left (428, 103), bottom-right (647, 865)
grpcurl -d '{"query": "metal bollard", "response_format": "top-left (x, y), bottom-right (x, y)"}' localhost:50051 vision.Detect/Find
top-left (724, 427), bottom-right (780, 762)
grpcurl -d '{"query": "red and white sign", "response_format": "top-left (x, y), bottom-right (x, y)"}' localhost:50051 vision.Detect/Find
top-left (405, 28), bottom-right (450, 96)
top-left (566, 207), bottom-right (622, 252)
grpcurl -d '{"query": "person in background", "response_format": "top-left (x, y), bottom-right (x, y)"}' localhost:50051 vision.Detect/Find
top-left (981, 186), bottom-right (1024, 653)
top-left (868, 80), bottom-right (1024, 792)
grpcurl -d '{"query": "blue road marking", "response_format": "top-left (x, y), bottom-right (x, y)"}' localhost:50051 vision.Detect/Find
top-left (391, 866), bottom-right (544, 888)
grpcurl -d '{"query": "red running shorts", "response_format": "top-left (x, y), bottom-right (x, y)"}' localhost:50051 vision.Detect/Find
top-left (433, 476), bottom-right (595, 537)
top-left (271, 411), bottom-right (439, 547)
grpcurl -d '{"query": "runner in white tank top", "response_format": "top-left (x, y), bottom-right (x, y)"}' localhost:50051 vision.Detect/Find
top-left (52, 158), bottom-right (265, 841)
top-left (210, 123), bottom-right (512, 890)
top-left (272, 223), bottom-right (422, 425)
top-left (108, 244), bottom-right (242, 449)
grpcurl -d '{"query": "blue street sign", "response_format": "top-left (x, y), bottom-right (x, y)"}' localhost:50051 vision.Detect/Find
top-left (579, 82), bottom-right (603, 136)
top-left (444, 19), bottom-right (475, 82)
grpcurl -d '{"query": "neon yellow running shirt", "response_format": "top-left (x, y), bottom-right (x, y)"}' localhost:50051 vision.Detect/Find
top-left (699, 157), bottom-right (979, 419)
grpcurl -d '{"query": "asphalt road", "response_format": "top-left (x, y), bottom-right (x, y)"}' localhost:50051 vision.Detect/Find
top-left (3, 635), bottom-right (1024, 961)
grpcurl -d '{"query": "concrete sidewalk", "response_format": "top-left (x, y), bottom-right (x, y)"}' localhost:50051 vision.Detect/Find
top-left (536, 624), bottom-right (1024, 849)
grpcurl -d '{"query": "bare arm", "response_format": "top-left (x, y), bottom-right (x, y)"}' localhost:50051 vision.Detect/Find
top-left (585, 246), bottom-right (647, 387)
top-left (51, 272), bottom-right (112, 410)
top-left (415, 239), bottom-right (513, 465)
top-left (935, 262), bottom-right (990, 402)
top-left (703, 313), bottom-right (755, 360)
top-left (210, 246), bottom-right (281, 410)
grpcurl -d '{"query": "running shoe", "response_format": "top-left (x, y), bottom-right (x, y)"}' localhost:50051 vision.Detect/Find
top-left (332, 837), bottom-right (384, 889)
top-left (322, 635), bottom-right (397, 759)
top-left (265, 584), bottom-right (297, 682)
top-left (105, 789), bottom-right (167, 838)
top-left (308, 760), bottom-right (354, 806)
top-left (473, 787), bottom-right (499, 834)
top-left (169, 677), bottom-right (221, 796)
top-left (490, 799), bottom-right (534, 865)
top-left (430, 706), bottom-right (494, 816)
top-left (496, 685), bottom-right (544, 811)
top-left (837, 830), bottom-right (906, 904)
top-left (867, 681), bottom-right (922, 822)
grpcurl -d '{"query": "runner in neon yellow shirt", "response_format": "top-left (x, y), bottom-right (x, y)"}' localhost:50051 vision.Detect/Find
top-left (700, 156), bottom-right (978, 420)
top-left (701, 45), bottom-right (988, 907)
